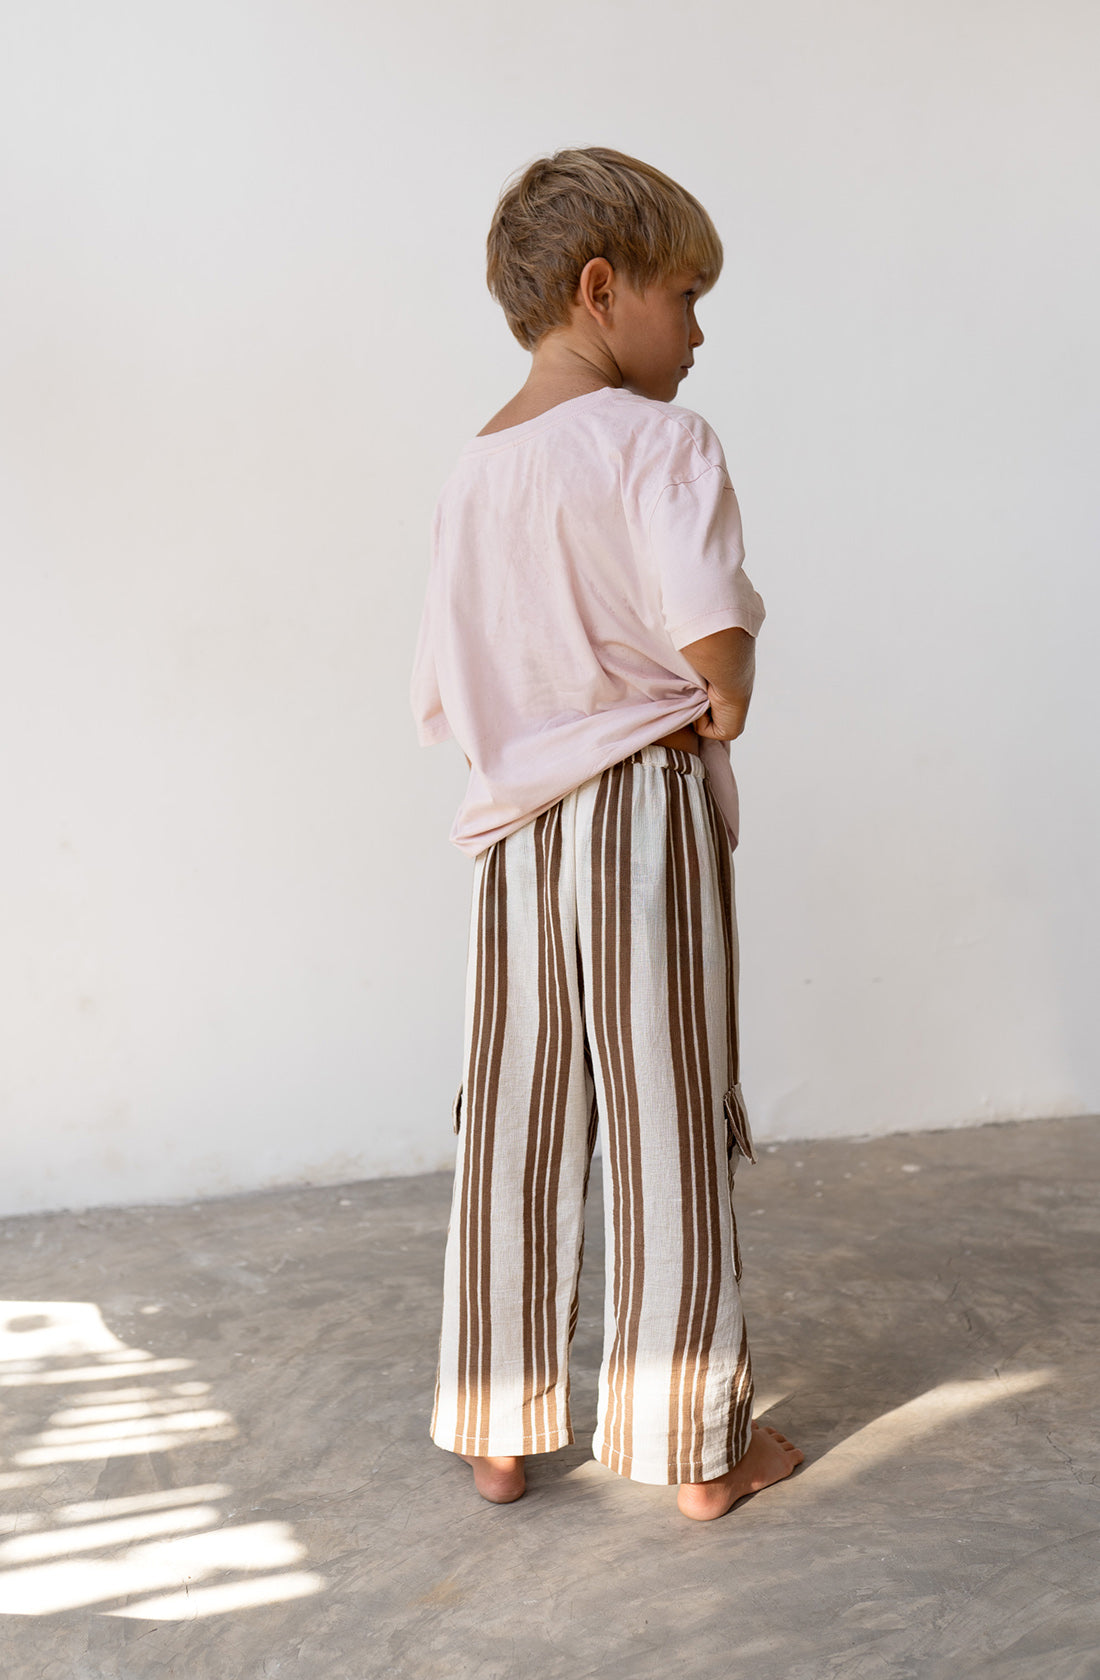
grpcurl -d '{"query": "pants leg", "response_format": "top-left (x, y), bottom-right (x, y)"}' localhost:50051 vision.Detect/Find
top-left (573, 745), bottom-right (754, 1485)
top-left (430, 745), bottom-right (754, 1482)
top-left (430, 794), bottom-right (597, 1455)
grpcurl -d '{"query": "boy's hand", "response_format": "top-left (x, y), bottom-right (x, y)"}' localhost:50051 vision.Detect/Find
top-left (681, 627), bottom-right (756, 743)
top-left (692, 684), bottom-right (750, 742)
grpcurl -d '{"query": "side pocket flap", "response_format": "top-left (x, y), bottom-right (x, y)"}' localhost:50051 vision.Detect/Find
top-left (724, 1083), bottom-right (757, 1166)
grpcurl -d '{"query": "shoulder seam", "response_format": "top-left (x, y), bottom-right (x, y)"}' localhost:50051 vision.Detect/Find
top-left (665, 412), bottom-right (722, 477)
top-left (644, 457), bottom-right (728, 537)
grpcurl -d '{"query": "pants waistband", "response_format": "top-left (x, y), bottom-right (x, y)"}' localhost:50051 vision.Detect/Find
top-left (622, 743), bottom-right (708, 779)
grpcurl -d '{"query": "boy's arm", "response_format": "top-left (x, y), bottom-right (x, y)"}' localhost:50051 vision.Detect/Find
top-left (680, 626), bottom-right (757, 742)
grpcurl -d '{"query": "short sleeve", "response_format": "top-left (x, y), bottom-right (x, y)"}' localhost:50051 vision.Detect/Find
top-left (647, 458), bottom-right (766, 650)
top-left (409, 594), bottom-right (452, 746)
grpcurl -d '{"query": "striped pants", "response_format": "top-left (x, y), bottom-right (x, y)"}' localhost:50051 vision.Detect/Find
top-left (430, 744), bottom-right (757, 1486)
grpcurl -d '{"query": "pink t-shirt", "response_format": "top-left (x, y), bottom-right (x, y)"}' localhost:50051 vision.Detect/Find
top-left (409, 385), bottom-right (765, 858)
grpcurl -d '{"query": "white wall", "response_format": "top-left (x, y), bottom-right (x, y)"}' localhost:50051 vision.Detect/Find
top-left (2, 1), bottom-right (1097, 1217)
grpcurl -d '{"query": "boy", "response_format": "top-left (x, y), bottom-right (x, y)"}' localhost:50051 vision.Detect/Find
top-left (409, 147), bottom-right (803, 1521)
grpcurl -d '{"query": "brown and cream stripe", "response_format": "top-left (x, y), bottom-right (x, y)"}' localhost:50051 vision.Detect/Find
top-left (589, 756), bottom-right (646, 1477)
top-left (454, 836), bottom-right (509, 1450)
top-left (519, 801), bottom-right (573, 1450)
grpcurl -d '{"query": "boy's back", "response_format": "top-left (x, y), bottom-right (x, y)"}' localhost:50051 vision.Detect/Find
top-left (411, 384), bottom-right (764, 857)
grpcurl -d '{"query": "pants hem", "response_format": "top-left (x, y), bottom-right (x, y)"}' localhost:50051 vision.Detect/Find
top-left (432, 1426), bottom-right (576, 1456)
top-left (594, 1424), bottom-right (754, 1486)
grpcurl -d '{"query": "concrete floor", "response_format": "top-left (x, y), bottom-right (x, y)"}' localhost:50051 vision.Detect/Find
top-left (0, 1115), bottom-right (1097, 1680)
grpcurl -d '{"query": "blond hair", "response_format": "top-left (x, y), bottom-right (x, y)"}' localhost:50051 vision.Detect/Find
top-left (486, 146), bottom-right (723, 352)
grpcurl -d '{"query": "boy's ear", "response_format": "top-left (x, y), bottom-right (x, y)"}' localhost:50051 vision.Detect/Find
top-left (577, 255), bottom-right (616, 320)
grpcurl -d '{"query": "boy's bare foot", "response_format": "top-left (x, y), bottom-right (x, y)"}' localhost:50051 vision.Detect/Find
top-left (677, 1421), bottom-right (804, 1521)
top-left (457, 1452), bottom-right (527, 1503)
